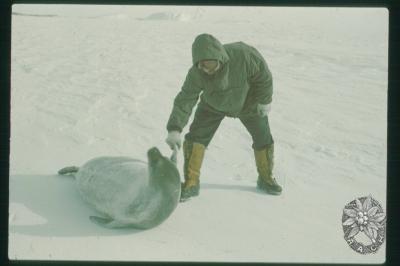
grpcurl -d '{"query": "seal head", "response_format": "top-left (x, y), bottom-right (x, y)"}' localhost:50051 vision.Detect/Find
top-left (147, 146), bottom-right (181, 196)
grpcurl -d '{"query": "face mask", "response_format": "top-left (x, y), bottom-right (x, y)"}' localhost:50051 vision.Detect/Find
top-left (198, 60), bottom-right (220, 75)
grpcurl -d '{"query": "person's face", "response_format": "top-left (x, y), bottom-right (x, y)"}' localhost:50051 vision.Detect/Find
top-left (198, 60), bottom-right (220, 75)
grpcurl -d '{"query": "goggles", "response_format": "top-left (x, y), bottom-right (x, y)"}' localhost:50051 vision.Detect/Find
top-left (198, 60), bottom-right (220, 75)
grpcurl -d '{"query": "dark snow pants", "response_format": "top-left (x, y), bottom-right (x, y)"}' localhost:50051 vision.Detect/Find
top-left (185, 102), bottom-right (274, 150)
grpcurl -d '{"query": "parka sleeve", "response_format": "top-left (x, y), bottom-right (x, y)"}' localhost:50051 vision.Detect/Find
top-left (248, 49), bottom-right (273, 105)
top-left (166, 69), bottom-right (203, 132)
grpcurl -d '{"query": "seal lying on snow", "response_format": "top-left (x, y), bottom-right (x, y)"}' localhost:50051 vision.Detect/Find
top-left (58, 147), bottom-right (181, 229)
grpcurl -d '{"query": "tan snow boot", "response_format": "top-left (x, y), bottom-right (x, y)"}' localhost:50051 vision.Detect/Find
top-left (254, 144), bottom-right (282, 195)
top-left (180, 140), bottom-right (206, 202)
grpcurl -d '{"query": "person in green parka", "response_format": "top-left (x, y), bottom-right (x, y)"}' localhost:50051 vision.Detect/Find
top-left (166, 33), bottom-right (282, 201)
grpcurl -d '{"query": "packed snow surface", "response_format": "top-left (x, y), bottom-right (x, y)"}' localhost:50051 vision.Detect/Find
top-left (9, 4), bottom-right (388, 263)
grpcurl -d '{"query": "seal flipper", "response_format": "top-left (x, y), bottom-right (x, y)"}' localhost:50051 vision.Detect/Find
top-left (58, 166), bottom-right (79, 176)
top-left (89, 216), bottom-right (125, 228)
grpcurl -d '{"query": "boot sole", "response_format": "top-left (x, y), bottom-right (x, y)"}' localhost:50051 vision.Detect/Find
top-left (179, 189), bottom-right (199, 202)
top-left (179, 193), bottom-right (199, 202)
top-left (257, 186), bottom-right (282, 195)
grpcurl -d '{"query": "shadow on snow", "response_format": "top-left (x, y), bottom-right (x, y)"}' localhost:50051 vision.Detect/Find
top-left (9, 174), bottom-right (142, 237)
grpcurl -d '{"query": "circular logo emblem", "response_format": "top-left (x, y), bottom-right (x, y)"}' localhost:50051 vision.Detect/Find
top-left (342, 195), bottom-right (386, 254)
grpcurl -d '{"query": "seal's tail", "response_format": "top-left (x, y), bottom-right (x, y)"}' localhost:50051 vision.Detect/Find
top-left (58, 166), bottom-right (79, 176)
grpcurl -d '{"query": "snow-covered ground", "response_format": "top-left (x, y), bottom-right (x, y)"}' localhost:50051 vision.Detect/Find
top-left (9, 4), bottom-right (388, 263)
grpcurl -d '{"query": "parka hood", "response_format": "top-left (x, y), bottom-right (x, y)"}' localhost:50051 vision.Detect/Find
top-left (192, 34), bottom-right (229, 65)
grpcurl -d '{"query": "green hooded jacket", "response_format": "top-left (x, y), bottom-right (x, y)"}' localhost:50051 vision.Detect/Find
top-left (167, 33), bottom-right (273, 132)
